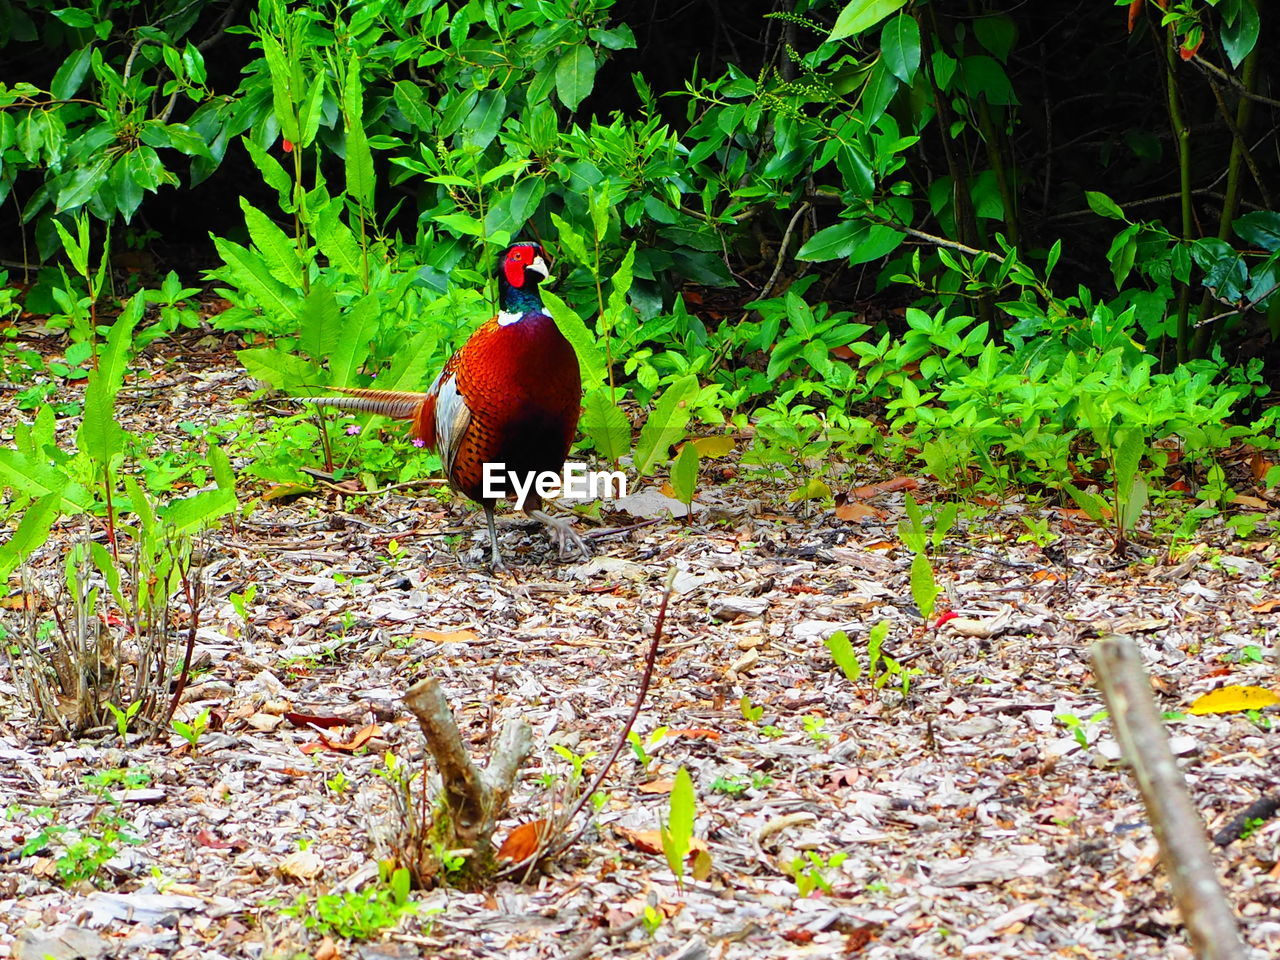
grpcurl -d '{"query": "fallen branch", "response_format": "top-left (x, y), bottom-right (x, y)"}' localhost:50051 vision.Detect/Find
top-left (402, 677), bottom-right (533, 878)
top-left (1091, 635), bottom-right (1245, 960)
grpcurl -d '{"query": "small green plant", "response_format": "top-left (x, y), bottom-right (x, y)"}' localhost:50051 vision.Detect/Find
top-left (1055, 710), bottom-right (1109, 750)
top-left (19, 805), bottom-right (144, 889)
top-left (229, 583), bottom-right (258, 630)
top-left (171, 707), bottom-right (212, 752)
top-left (103, 701), bottom-right (142, 741)
top-left (1245, 709), bottom-right (1273, 732)
top-left (641, 902), bottom-right (664, 936)
top-left (1239, 817), bottom-right (1266, 841)
top-left (659, 766), bottom-right (696, 889)
top-left (626, 726), bottom-right (667, 769)
top-left (788, 851), bottom-right (848, 898)
top-left (326, 771), bottom-right (351, 795)
top-left (802, 715), bottom-right (831, 742)
top-left (759, 724), bottom-right (786, 739)
top-left (83, 767), bottom-right (151, 796)
top-left (551, 743), bottom-right (598, 789)
top-left (284, 863), bottom-right (421, 941)
top-left (432, 840), bottom-right (468, 878)
top-left (711, 775), bottom-right (749, 795)
top-left (739, 695), bottom-right (764, 724)
top-left (669, 441), bottom-right (701, 517)
top-left (823, 629), bottom-right (861, 682)
top-left (1017, 516), bottom-right (1056, 547)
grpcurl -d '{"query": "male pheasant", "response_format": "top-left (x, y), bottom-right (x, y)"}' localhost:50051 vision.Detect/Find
top-left (301, 242), bottom-right (586, 568)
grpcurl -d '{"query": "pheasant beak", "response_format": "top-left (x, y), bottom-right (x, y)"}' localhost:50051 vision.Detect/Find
top-left (527, 255), bottom-right (550, 281)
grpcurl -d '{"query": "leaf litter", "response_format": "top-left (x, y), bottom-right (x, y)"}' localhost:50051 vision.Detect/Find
top-left (0, 342), bottom-right (1278, 959)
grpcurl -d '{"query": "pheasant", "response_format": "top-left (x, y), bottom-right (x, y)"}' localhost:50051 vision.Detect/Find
top-left (300, 242), bottom-right (587, 568)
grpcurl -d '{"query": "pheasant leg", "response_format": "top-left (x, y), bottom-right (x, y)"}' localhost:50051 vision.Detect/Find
top-left (527, 508), bottom-right (589, 561)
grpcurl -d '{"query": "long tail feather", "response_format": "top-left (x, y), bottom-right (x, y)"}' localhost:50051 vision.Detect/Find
top-left (295, 387), bottom-right (428, 421)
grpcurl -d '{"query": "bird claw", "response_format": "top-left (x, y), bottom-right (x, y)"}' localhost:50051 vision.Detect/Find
top-left (528, 509), bottom-right (590, 561)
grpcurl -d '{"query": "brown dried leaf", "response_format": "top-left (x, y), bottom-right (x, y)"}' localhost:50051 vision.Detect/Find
top-left (497, 819), bottom-right (555, 863)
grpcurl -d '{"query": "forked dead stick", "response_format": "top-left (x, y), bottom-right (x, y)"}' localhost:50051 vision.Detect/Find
top-left (1091, 635), bottom-right (1244, 960)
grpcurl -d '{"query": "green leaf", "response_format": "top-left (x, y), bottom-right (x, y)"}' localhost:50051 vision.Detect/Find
top-left (109, 155), bottom-right (143, 223)
top-left (1113, 429), bottom-right (1145, 497)
top-left (343, 55), bottom-right (375, 207)
top-left (260, 33), bottom-right (300, 143)
top-left (241, 198), bottom-right (302, 287)
top-left (211, 236), bottom-right (302, 323)
top-left (298, 282), bottom-right (342, 364)
top-left (909, 551), bottom-right (938, 621)
top-left (241, 136), bottom-right (293, 210)
top-left (973, 15), bottom-right (1017, 62)
top-left (555, 46), bottom-right (596, 111)
top-left (314, 202), bottom-right (364, 277)
top-left (541, 288), bottom-right (605, 387)
top-left (550, 213), bottom-right (590, 266)
top-left (161, 485), bottom-right (235, 537)
top-left (633, 375), bottom-right (698, 477)
top-left (604, 243), bottom-right (637, 331)
top-left (796, 221), bottom-right (866, 262)
top-left (51, 45), bottom-right (94, 99)
top-left (829, 0), bottom-right (909, 41)
top-left (237, 347), bottom-right (321, 389)
top-left (661, 766), bottom-right (696, 882)
top-left (958, 55), bottom-right (1017, 105)
top-left (1085, 191), bottom-right (1126, 221)
top-left (0, 493), bottom-right (62, 583)
top-left (296, 72), bottom-right (325, 148)
top-left (1221, 0), bottom-right (1259, 68)
top-left (55, 153), bottom-right (112, 212)
top-left (393, 80), bottom-right (434, 130)
top-left (1108, 224), bottom-right (1139, 290)
top-left (1233, 211), bottom-right (1280, 252)
top-left (581, 387), bottom-right (630, 462)
top-left (1066, 485), bottom-right (1109, 522)
top-left (670, 441), bottom-right (700, 505)
top-left (462, 89), bottom-right (506, 149)
top-left (823, 629), bottom-right (861, 683)
top-left (328, 292), bottom-right (379, 388)
top-left (52, 217), bottom-right (88, 275)
top-left (377, 327), bottom-right (439, 394)
top-left (860, 60), bottom-right (899, 127)
top-left (433, 212), bottom-right (484, 237)
top-left (0, 450), bottom-right (93, 513)
top-left (880, 14), bottom-right (920, 83)
top-left (847, 222), bottom-right (905, 265)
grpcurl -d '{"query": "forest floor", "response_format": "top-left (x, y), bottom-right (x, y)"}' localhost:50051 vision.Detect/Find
top-left (1, 333), bottom-right (1279, 960)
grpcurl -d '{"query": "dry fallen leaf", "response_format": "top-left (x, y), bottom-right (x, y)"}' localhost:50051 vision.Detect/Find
top-left (667, 727), bottom-right (721, 741)
top-left (1187, 685), bottom-right (1280, 715)
top-left (615, 826), bottom-right (708, 857)
top-left (284, 712), bottom-right (352, 729)
top-left (412, 629), bottom-right (479, 643)
top-left (497, 819), bottom-right (555, 863)
top-left (835, 500), bottom-right (885, 522)
top-left (851, 477), bottom-right (919, 499)
top-left (278, 848), bottom-right (324, 882)
top-left (690, 435), bottom-right (736, 458)
top-left (1231, 494), bottom-right (1268, 510)
top-left (299, 723), bottom-right (379, 754)
top-left (638, 779), bottom-right (675, 794)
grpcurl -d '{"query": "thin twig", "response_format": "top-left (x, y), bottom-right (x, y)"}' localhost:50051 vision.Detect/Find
top-left (757, 202), bottom-right (811, 300)
top-left (497, 567), bottom-right (678, 878)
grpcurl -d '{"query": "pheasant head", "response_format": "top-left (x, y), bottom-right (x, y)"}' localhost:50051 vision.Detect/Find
top-left (497, 242), bottom-right (550, 316)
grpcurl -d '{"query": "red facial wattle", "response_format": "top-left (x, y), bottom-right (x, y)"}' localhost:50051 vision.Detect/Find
top-left (504, 253), bottom-right (525, 287)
